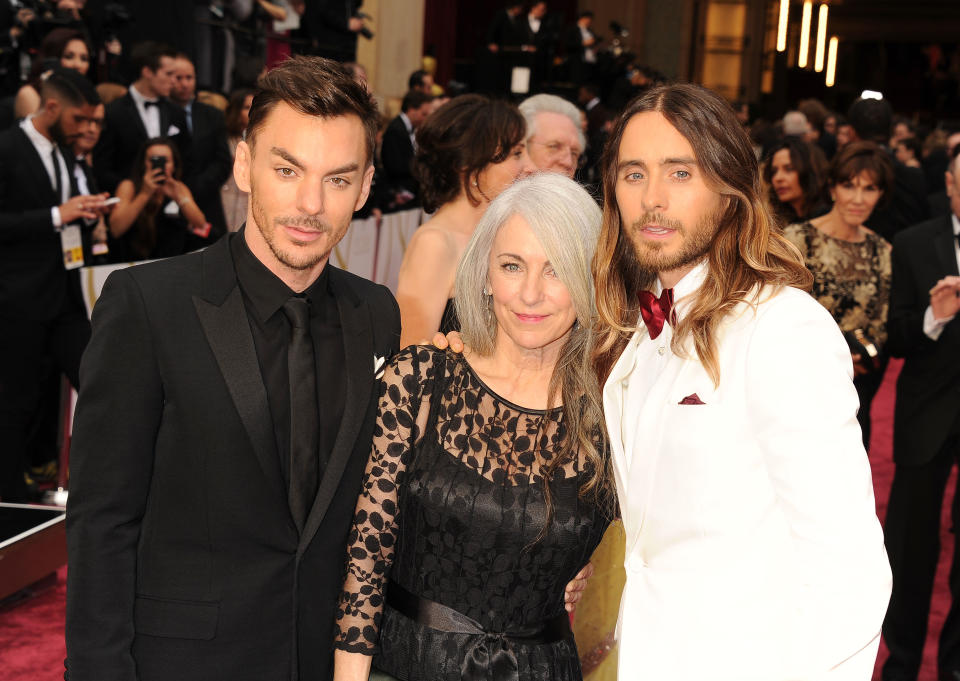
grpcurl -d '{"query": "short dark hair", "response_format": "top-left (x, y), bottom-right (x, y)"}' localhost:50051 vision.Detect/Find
top-left (896, 135), bottom-right (922, 160)
top-left (408, 69), bottom-right (429, 90)
top-left (847, 98), bottom-right (893, 145)
top-left (40, 66), bottom-right (100, 107)
top-left (245, 56), bottom-right (379, 166)
top-left (579, 10), bottom-right (594, 19)
top-left (401, 90), bottom-right (432, 113)
top-left (827, 141), bottom-right (894, 202)
top-left (129, 41), bottom-right (177, 82)
top-left (412, 94), bottom-right (525, 212)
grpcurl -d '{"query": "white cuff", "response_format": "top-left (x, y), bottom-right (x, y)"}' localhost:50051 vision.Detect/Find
top-left (51, 206), bottom-right (62, 231)
top-left (923, 305), bottom-right (954, 341)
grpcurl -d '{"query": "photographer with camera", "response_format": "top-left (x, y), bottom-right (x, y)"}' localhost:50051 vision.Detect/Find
top-left (108, 137), bottom-right (206, 262)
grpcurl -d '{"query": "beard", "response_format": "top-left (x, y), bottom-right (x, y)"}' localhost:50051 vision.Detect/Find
top-left (249, 177), bottom-right (339, 271)
top-left (49, 116), bottom-right (70, 147)
top-left (627, 208), bottom-right (720, 276)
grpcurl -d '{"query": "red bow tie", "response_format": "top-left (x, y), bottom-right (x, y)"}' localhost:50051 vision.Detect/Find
top-left (638, 288), bottom-right (675, 340)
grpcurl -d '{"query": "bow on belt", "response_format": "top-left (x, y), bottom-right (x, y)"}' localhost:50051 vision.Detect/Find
top-left (386, 580), bottom-right (572, 681)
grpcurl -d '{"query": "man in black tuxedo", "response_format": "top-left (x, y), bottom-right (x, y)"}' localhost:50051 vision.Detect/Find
top-left (847, 97), bottom-right (928, 243)
top-left (169, 53), bottom-right (232, 240)
top-left (93, 41), bottom-right (192, 194)
top-left (882, 153), bottom-right (960, 681)
top-left (0, 68), bottom-right (106, 502)
top-left (65, 57), bottom-right (399, 681)
top-left (565, 11), bottom-right (599, 86)
top-left (380, 90), bottom-right (431, 205)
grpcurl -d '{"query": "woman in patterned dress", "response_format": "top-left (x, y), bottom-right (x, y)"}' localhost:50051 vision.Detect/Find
top-left (333, 173), bottom-right (614, 681)
top-left (783, 141), bottom-right (894, 447)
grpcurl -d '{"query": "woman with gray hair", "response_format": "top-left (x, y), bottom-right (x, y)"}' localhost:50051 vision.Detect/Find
top-left (333, 173), bottom-right (614, 681)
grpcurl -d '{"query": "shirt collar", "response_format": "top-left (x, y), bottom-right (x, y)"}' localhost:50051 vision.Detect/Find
top-left (20, 116), bottom-right (54, 154)
top-left (399, 112), bottom-right (413, 135)
top-left (951, 212), bottom-right (960, 236)
top-left (653, 259), bottom-right (708, 321)
top-left (130, 84), bottom-right (159, 107)
top-left (230, 227), bottom-right (331, 324)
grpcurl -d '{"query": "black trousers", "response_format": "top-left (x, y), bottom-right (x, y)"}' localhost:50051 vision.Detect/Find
top-left (855, 360), bottom-right (887, 451)
top-left (882, 416), bottom-right (960, 681)
top-left (0, 308), bottom-right (90, 501)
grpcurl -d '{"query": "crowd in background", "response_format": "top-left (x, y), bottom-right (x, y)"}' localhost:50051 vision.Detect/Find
top-left (2, 3), bottom-right (960, 679)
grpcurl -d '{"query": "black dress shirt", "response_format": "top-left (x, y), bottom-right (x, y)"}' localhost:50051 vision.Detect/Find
top-left (230, 229), bottom-right (346, 488)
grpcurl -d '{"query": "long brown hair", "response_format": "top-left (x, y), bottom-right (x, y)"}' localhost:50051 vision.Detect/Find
top-left (592, 83), bottom-right (812, 386)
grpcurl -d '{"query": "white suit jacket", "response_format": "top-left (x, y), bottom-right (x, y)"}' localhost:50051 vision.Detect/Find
top-left (604, 264), bottom-right (891, 680)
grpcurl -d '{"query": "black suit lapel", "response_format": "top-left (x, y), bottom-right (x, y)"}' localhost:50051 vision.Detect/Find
top-left (936, 215), bottom-right (960, 277)
top-left (193, 238), bottom-right (285, 497)
top-left (15, 128), bottom-right (58, 204)
top-left (298, 269), bottom-right (375, 556)
top-left (121, 94), bottom-right (148, 140)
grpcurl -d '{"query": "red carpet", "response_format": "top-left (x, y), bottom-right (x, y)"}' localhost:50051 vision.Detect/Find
top-left (0, 360), bottom-right (951, 680)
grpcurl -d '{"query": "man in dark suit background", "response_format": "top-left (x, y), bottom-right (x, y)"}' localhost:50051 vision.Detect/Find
top-left (300, 0), bottom-right (368, 62)
top-left (846, 97), bottom-right (929, 243)
top-left (0, 68), bottom-right (105, 502)
top-left (65, 57), bottom-right (400, 681)
top-left (169, 52), bottom-right (232, 240)
top-left (93, 41), bottom-right (192, 194)
top-left (882, 151), bottom-right (960, 681)
top-left (381, 90), bottom-right (432, 206)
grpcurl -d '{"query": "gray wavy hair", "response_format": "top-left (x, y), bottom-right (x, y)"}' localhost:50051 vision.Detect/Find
top-left (519, 94), bottom-right (586, 152)
top-left (455, 172), bottom-right (612, 512)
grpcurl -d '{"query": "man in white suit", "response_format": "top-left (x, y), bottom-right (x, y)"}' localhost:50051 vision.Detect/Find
top-left (592, 83), bottom-right (892, 679)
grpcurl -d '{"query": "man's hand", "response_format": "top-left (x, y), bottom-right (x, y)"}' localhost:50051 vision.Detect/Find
top-left (930, 275), bottom-right (960, 321)
top-left (564, 562), bottom-right (594, 614)
top-left (429, 330), bottom-right (464, 352)
top-left (348, 17), bottom-right (365, 32)
top-left (59, 194), bottom-right (109, 224)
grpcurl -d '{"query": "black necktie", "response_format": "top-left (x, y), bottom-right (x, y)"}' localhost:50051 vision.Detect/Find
top-left (143, 99), bottom-right (159, 108)
top-left (50, 148), bottom-right (63, 203)
top-left (282, 297), bottom-right (319, 533)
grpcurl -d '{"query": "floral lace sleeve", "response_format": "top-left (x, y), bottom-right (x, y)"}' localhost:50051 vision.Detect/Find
top-left (334, 346), bottom-right (436, 655)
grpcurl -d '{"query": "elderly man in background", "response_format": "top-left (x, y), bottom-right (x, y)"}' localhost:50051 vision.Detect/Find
top-left (518, 93), bottom-right (584, 179)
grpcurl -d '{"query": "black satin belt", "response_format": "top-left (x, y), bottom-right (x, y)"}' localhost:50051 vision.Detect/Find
top-left (386, 580), bottom-right (571, 681)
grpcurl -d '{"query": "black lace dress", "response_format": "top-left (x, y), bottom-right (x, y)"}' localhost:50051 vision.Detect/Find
top-left (335, 347), bottom-right (610, 681)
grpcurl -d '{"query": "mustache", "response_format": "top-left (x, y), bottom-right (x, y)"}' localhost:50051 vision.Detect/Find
top-left (629, 211), bottom-right (685, 233)
top-left (275, 216), bottom-right (331, 231)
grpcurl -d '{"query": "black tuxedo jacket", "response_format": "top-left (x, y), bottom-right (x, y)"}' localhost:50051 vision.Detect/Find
top-left (887, 213), bottom-right (960, 465)
top-left (0, 126), bottom-right (83, 321)
top-left (866, 154), bottom-right (929, 243)
top-left (184, 101), bottom-right (232, 237)
top-left (65, 233), bottom-right (401, 681)
top-left (380, 115), bottom-right (416, 198)
top-left (92, 92), bottom-right (192, 194)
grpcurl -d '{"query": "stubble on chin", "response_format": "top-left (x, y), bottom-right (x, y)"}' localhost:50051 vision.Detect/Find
top-left (249, 187), bottom-right (335, 272)
top-left (628, 210), bottom-right (719, 275)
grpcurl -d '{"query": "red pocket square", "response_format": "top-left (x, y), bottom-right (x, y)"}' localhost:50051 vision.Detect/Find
top-left (679, 393), bottom-right (705, 405)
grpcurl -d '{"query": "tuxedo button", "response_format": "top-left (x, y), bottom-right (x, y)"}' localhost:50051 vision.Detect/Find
top-left (657, 346), bottom-right (665, 356)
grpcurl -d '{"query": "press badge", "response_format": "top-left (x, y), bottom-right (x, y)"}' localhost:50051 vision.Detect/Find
top-left (60, 225), bottom-right (84, 269)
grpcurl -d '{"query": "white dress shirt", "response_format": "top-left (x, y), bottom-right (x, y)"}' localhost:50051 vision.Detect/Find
top-left (621, 262), bottom-right (706, 470)
top-left (923, 212), bottom-right (960, 340)
top-left (20, 116), bottom-right (70, 229)
top-left (129, 84), bottom-right (162, 139)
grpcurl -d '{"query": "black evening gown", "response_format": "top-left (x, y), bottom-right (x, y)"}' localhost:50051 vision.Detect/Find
top-left (335, 347), bottom-right (610, 681)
